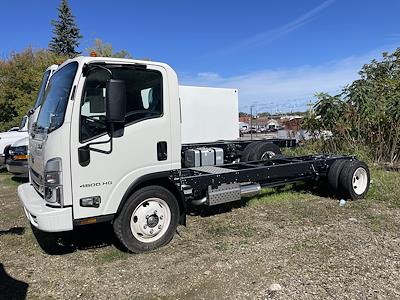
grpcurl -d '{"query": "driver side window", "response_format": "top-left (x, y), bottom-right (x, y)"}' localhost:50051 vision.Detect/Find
top-left (80, 70), bottom-right (108, 141)
top-left (80, 66), bottom-right (163, 142)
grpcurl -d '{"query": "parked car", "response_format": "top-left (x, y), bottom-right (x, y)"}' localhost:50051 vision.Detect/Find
top-left (0, 65), bottom-right (57, 169)
top-left (0, 116), bottom-right (28, 168)
top-left (6, 136), bottom-right (29, 178)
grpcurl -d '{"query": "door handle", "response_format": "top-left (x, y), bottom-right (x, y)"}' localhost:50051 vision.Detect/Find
top-left (157, 142), bottom-right (167, 161)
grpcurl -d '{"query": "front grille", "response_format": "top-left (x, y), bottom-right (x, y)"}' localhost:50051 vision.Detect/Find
top-left (30, 168), bottom-right (44, 197)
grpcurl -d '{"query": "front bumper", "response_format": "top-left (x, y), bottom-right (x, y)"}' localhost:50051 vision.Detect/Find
top-left (17, 183), bottom-right (73, 232)
top-left (0, 154), bottom-right (5, 166)
top-left (6, 159), bottom-right (28, 177)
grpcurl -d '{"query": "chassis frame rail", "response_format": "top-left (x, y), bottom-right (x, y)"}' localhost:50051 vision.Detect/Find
top-left (178, 155), bottom-right (352, 192)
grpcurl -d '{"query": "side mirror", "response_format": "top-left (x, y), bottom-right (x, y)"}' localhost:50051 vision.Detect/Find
top-left (106, 79), bottom-right (126, 123)
top-left (79, 79), bottom-right (125, 165)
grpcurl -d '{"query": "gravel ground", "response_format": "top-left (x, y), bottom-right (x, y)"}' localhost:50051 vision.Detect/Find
top-left (1, 171), bottom-right (400, 299)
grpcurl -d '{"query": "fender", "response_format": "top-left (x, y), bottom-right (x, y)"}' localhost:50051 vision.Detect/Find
top-left (116, 171), bottom-right (187, 225)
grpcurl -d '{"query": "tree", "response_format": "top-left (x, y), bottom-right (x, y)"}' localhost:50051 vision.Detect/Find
top-left (49, 0), bottom-right (82, 56)
top-left (258, 112), bottom-right (271, 117)
top-left (86, 39), bottom-right (132, 58)
top-left (0, 48), bottom-right (66, 131)
top-left (303, 48), bottom-right (400, 164)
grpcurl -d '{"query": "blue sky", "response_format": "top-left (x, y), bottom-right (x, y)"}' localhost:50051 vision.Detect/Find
top-left (1, 0), bottom-right (399, 112)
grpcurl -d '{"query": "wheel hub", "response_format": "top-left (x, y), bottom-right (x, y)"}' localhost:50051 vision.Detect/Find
top-left (147, 214), bottom-right (159, 228)
top-left (352, 167), bottom-right (368, 195)
top-left (130, 197), bottom-right (171, 243)
top-left (261, 151), bottom-right (276, 160)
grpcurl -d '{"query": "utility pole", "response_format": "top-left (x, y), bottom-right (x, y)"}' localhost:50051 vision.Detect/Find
top-left (250, 105), bottom-right (253, 140)
top-left (255, 109), bottom-right (258, 137)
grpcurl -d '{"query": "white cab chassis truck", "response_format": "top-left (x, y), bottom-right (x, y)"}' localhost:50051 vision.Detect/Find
top-left (18, 57), bottom-right (371, 253)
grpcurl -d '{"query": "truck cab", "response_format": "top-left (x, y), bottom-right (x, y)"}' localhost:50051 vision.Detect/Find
top-left (20, 57), bottom-right (182, 248)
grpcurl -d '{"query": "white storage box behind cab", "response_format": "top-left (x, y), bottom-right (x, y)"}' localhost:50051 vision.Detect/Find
top-left (179, 86), bottom-right (239, 144)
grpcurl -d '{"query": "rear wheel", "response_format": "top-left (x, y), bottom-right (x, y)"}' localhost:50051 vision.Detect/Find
top-left (248, 142), bottom-right (281, 161)
top-left (240, 142), bottom-right (262, 162)
top-left (113, 186), bottom-right (179, 253)
top-left (339, 160), bottom-right (370, 200)
top-left (327, 159), bottom-right (347, 196)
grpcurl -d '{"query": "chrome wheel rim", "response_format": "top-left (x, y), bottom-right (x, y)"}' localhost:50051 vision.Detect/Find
top-left (260, 151), bottom-right (276, 160)
top-left (352, 167), bottom-right (368, 195)
top-left (130, 197), bottom-right (171, 243)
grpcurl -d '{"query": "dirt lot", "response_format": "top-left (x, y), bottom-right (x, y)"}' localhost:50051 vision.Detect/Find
top-left (1, 169), bottom-right (400, 299)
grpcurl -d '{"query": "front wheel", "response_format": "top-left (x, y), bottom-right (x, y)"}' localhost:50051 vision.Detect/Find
top-left (113, 186), bottom-right (179, 253)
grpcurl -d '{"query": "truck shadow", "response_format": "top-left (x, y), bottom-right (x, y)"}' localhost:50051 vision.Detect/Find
top-left (10, 176), bottom-right (29, 183)
top-left (31, 182), bottom-right (334, 255)
top-left (290, 180), bottom-right (332, 198)
top-left (31, 223), bottom-right (125, 255)
top-left (0, 263), bottom-right (29, 300)
top-left (0, 227), bottom-right (25, 237)
top-left (191, 181), bottom-right (334, 218)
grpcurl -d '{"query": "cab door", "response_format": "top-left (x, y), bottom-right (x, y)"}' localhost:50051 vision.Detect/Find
top-left (70, 64), bottom-right (172, 219)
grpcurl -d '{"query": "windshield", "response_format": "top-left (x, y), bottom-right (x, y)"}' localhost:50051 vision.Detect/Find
top-left (33, 69), bottom-right (52, 109)
top-left (36, 62), bottom-right (78, 132)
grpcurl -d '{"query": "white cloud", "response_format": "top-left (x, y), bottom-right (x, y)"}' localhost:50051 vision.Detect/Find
top-left (216, 0), bottom-right (335, 55)
top-left (179, 46), bottom-right (395, 113)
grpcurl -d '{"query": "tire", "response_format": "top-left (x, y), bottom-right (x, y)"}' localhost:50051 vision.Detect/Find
top-left (339, 160), bottom-right (370, 200)
top-left (241, 142), bottom-right (262, 162)
top-left (113, 185), bottom-right (179, 253)
top-left (327, 159), bottom-right (348, 195)
top-left (248, 142), bottom-right (281, 161)
top-left (3, 144), bottom-right (11, 161)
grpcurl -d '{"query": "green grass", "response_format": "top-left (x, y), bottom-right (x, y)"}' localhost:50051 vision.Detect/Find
top-left (244, 181), bottom-right (325, 208)
top-left (290, 239), bottom-right (334, 257)
top-left (364, 212), bottom-right (399, 233)
top-left (246, 187), bottom-right (319, 207)
top-left (0, 170), bottom-right (27, 188)
top-left (214, 242), bottom-right (229, 252)
top-left (368, 167), bottom-right (400, 207)
top-left (95, 247), bottom-right (129, 264)
top-left (207, 225), bottom-right (230, 237)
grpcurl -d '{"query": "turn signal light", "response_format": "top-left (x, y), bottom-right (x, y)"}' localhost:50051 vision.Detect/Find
top-left (14, 154), bottom-right (28, 160)
top-left (79, 218), bottom-right (97, 225)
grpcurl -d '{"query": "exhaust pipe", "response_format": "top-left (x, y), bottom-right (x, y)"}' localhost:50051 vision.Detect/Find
top-left (240, 183), bottom-right (261, 198)
top-left (190, 197), bottom-right (207, 206)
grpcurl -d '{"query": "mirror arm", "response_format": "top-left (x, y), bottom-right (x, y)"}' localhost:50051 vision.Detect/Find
top-left (85, 123), bottom-right (114, 154)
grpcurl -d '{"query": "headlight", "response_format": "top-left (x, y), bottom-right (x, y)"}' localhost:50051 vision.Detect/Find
top-left (13, 146), bottom-right (28, 154)
top-left (44, 157), bottom-right (63, 206)
top-left (9, 146), bottom-right (28, 160)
